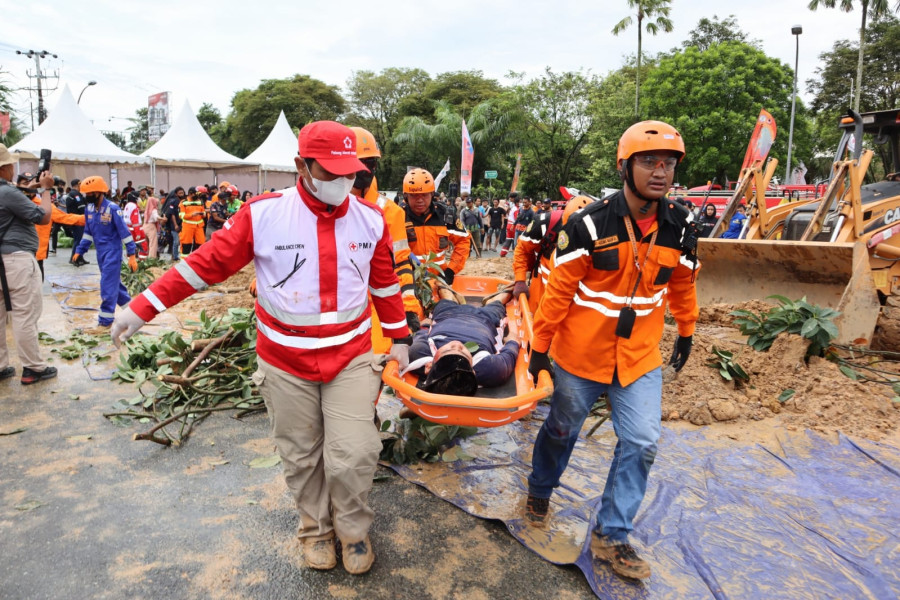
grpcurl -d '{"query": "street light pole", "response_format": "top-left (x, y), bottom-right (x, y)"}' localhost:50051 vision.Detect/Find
top-left (785, 25), bottom-right (802, 184)
top-left (77, 80), bottom-right (97, 104)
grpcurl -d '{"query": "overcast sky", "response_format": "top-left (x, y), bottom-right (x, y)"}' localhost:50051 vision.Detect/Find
top-left (1, 0), bottom-right (860, 136)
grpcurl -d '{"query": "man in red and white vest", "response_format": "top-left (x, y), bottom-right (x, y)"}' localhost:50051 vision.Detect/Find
top-left (111, 121), bottom-right (412, 575)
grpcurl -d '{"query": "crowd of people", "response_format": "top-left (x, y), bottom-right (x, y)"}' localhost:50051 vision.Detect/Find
top-left (2, 117), bottom-right (701, 584)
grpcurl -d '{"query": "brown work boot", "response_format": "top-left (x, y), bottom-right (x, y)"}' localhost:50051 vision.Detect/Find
top-left (341, 536), bottom-right (375, 575)
top-left (301, 535), bottom-right (337, 570)
top-left (523, 495), bottom-right (550, 527)
top-left (590, 531), bottom-right (651, 580)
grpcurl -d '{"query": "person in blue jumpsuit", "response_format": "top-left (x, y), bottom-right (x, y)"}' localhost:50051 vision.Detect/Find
top-left (72, 175), bottom-right (138, 326)
top-left (720, 204), bottom-right (747, 239)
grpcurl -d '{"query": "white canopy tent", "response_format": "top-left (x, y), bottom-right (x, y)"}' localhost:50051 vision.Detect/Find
top-left (140, 100), bottom-right (259, 193)
top-left (10, 85), bottom-right (148, 185)
top-left (244, 110), bottom-right (298, 192)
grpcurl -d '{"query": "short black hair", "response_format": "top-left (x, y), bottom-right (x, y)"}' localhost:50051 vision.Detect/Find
top-left (420, 354), bottom-right (477, 397)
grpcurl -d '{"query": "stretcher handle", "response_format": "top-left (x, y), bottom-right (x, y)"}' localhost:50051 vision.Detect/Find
top-left (382, 361), bottom-right (552, 410)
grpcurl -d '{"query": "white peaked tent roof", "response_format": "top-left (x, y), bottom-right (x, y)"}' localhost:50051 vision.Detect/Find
top-left (244, 111), bottom-right (298, 172)
top-left (11, 85), bottom-right (146, 164)
top-left (141, 100), bottom-right (252, 168)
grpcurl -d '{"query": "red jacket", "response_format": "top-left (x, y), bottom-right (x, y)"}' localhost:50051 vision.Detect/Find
top-left (129, 182), bottom-right (410, 382)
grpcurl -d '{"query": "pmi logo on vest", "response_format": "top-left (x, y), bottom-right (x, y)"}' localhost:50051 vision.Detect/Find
top-left (348, 241), bottom-right (373, 252)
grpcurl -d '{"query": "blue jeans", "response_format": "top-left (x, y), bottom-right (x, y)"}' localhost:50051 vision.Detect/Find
top-left (527, 365), bottom-right (662, 542)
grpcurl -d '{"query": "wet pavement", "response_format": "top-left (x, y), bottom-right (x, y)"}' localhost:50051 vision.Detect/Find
top-left (1, 252), bottom-right (594, 600)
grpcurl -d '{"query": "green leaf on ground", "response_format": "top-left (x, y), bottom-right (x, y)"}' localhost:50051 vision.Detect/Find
top-left (68, 394), bottom-right (80, 401)
top-left (15, 500), bottom-right (45, 511)
top-left (838, 365), bottom-right (858, 381)
top-left (441, 446), bottom-right (475, 462)
top-left (778, 389), bottom-right (796, 403)
top-left (249, 454), bottom-right (282, 469)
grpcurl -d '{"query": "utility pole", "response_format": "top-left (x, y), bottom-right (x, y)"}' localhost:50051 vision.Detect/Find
top-left (15, 49), bottom-right (59, 125)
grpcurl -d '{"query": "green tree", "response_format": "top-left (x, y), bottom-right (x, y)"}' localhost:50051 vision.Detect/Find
top-left (612, 0), bottom-right (674, 117)
top-left (126, 107), bottom-right (150, 154)
top-left (0, 68), bottom-right (24, 145)
top-left (584, 66), bottom-right (640, 190)
top-left (422, 71), bottom-right (503, 115)
top-left (807, 16), bottom-right (900, 177)
top-left (642, 42), bottom-right (813, 186)
top-left (196, 102), bottom-right (222, 134)
top-left (808, 0), bottom-right (900, 112)
top-left (345, 68), bottom-right (432, 188)
top-left (681, 14), bottom-right (755, 51)
top-left (505, 68), bottom-right (599, 198)
top-left (221, 75), bottom-right (345, 157)
top-left (103, 131), bottom-right (128, 151)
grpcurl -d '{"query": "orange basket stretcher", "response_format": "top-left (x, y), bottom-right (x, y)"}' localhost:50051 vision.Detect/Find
top-left (381, 275), bottom-right (554, 428)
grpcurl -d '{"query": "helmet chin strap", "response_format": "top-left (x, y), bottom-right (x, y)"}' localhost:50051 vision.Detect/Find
top-left (624, 160), bottom-right (661, 214)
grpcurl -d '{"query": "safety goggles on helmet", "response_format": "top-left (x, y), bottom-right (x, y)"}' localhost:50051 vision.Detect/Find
top-left (633, 155), bottom-right (679, 173)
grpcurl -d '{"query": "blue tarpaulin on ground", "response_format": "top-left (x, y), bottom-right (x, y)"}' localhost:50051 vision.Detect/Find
top-left (380, 397), bottom-right (900, 599)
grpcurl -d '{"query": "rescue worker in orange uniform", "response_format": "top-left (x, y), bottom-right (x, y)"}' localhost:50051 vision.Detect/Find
top-left (16, 174), bottom-right (85, 281)
top-left (512, 195), bottom-right (593, 313)
top-left (349, 127), bottom-right (424, 351)
top-left (523, 121), bottom-right (700, 582)
top-left (178, 186), bottom-right (206, 256)
top-left (402, 168), bottom-right (470, 285)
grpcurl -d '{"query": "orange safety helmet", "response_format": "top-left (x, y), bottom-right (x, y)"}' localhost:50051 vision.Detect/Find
top-left (403, 168), bottom-right (435, 194)
top-left (617, 120), bottom-right (685, 166)
top-left (562, 195), bottom-right (593, 225)
top-left (351, 126), bottom-right (381, 159)
top-left (80, 175), bottom-right (109, 195)
top-left (219, 181), bottom-right (232, 189)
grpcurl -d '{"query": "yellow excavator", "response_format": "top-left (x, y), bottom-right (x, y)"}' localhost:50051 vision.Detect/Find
top-left (697, 109), bottom-right (900, 346)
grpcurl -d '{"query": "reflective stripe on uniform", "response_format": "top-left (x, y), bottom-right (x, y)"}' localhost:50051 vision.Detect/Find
top-left (572, 294), bottom-right (661, 318)
top-left (380, 318), bottom-right (407, 330)
top-left (99, 311), bottom-right (116, 319)
top-left (582, 216), bottom-right (598, 241)
top-left (415, 251), bottom-right (445, 261)
top-left (369, 283), bottom-right (401, 298)
top-left (122, 235), bottom-right (134, 244)
top-left (257, 318), bottom-right (372, 349)
top-left (680, 254), bottom-right (699, 269)
top-left (142, 289), bottom-right (167, 312)
top-left (577, 282), bottom-right (667, 306)
top-left (174, 261), bottom-right (208, 292)
top-left (82, 233), bottom-right (94, 242)
top-left (393, 239), bottom-right (409, 252)
top-left (554, 248), bottom-right (589, 266)
top-left (258, 295), bottom-right (367, 327)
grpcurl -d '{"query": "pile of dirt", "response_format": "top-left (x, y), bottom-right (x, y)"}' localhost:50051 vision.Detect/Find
top-left (661, 327), bottom-right (899, 440)
top-left (872, 298), bottom-right (900, 353)
top-left (697, 299), bottom-right (773, 328)
top-left (174, 263), bottom-right (257, 320)
top-left (459, 256), bottom-right (515, 279)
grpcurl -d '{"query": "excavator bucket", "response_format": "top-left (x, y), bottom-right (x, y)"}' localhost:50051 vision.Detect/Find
top-left (696, 238), bottom-right (882, 345)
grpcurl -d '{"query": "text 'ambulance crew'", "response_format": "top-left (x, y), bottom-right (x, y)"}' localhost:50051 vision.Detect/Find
top-left (402, 168), bottom-right (470, 284)
top-left (111, 121), bottom-right (413, 576)
top-left (523, 121), bottom-right (700, 582)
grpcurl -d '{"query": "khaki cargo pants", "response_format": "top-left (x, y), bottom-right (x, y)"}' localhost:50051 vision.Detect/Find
top-left (0, 252), bottom-right (46, 371)
top-left (253, 352), bottom-right (383, 544)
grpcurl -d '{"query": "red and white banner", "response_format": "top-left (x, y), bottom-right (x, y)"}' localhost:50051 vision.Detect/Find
top-left (510, 153), bottom-right (522, 194)
top-left (148, 92), bottom-right (171, 142)
top-left (460, 121), bottom-right (474, 195)
top-left (0, 112), bottom-right (10, 137)
top-left (740, 109), bottom-right (777, 172)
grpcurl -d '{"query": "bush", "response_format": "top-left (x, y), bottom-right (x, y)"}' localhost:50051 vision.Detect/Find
top-left (731, 295), bottom-right (840, 357)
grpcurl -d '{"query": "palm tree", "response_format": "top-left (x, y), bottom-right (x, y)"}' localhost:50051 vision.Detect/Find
top-left (612, 0), bottom-right (674, 118)
top-left (808, 0), bottom-right (899, 112)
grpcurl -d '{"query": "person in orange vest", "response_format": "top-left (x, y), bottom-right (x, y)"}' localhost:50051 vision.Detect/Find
top-left (16, 174), bottom-right (85, 281)
top-left (523, 121), bottom-right (700, 581)
top-left (402, 168), bottom-right (470, 284)
top-left (178, 186), bottom-right (206, 256)
top-left (350, 127), bottom-right (423, 339)
top-left (512, 195), bottom-right (593, 313)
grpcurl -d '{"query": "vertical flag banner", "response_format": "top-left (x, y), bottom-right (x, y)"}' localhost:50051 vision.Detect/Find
top-left (148, 92), bottom-right (171, 142)
top-left (434, 158), bottom-right (451, 191)
top-left (0, 112), bottom-right (10, 137)
top-left (510, 153), bottom-right (522, 194)
top-left (460, 121), bottom-right (474, 195)
top-left (741, 109), bottom-right (777, 172)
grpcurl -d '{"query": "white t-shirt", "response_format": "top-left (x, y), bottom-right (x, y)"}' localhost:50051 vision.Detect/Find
top-left (123, 202), bottom-right (140, 226)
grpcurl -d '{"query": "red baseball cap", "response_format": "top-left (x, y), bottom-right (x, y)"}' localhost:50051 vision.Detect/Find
top-left (298, 121), bottom-right (367, 176)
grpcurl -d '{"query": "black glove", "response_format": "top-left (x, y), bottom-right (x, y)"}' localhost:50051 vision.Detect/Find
top-left (528, 350), bottom-right (554, 384)
top-left (405, 311), bottom-right (421, 333)
top-left (443, 267), bottom-right (455, 284)
top-left (513, 280), bottom-right (529, 299)
top-left (669, 335), bottom-right (693, 372)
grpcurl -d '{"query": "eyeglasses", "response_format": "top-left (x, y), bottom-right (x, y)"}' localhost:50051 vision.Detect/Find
top-left (633, 155), bottom-right (679, 172)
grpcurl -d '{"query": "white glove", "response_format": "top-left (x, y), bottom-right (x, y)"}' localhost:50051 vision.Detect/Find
top-left (111, 306), bottom-right (146, 348)
top-left (387, 343), bottom-right (410, 371)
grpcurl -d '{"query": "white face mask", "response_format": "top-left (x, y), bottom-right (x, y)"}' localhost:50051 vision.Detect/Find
top-left (305, 173), bottom-right (354, 206)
